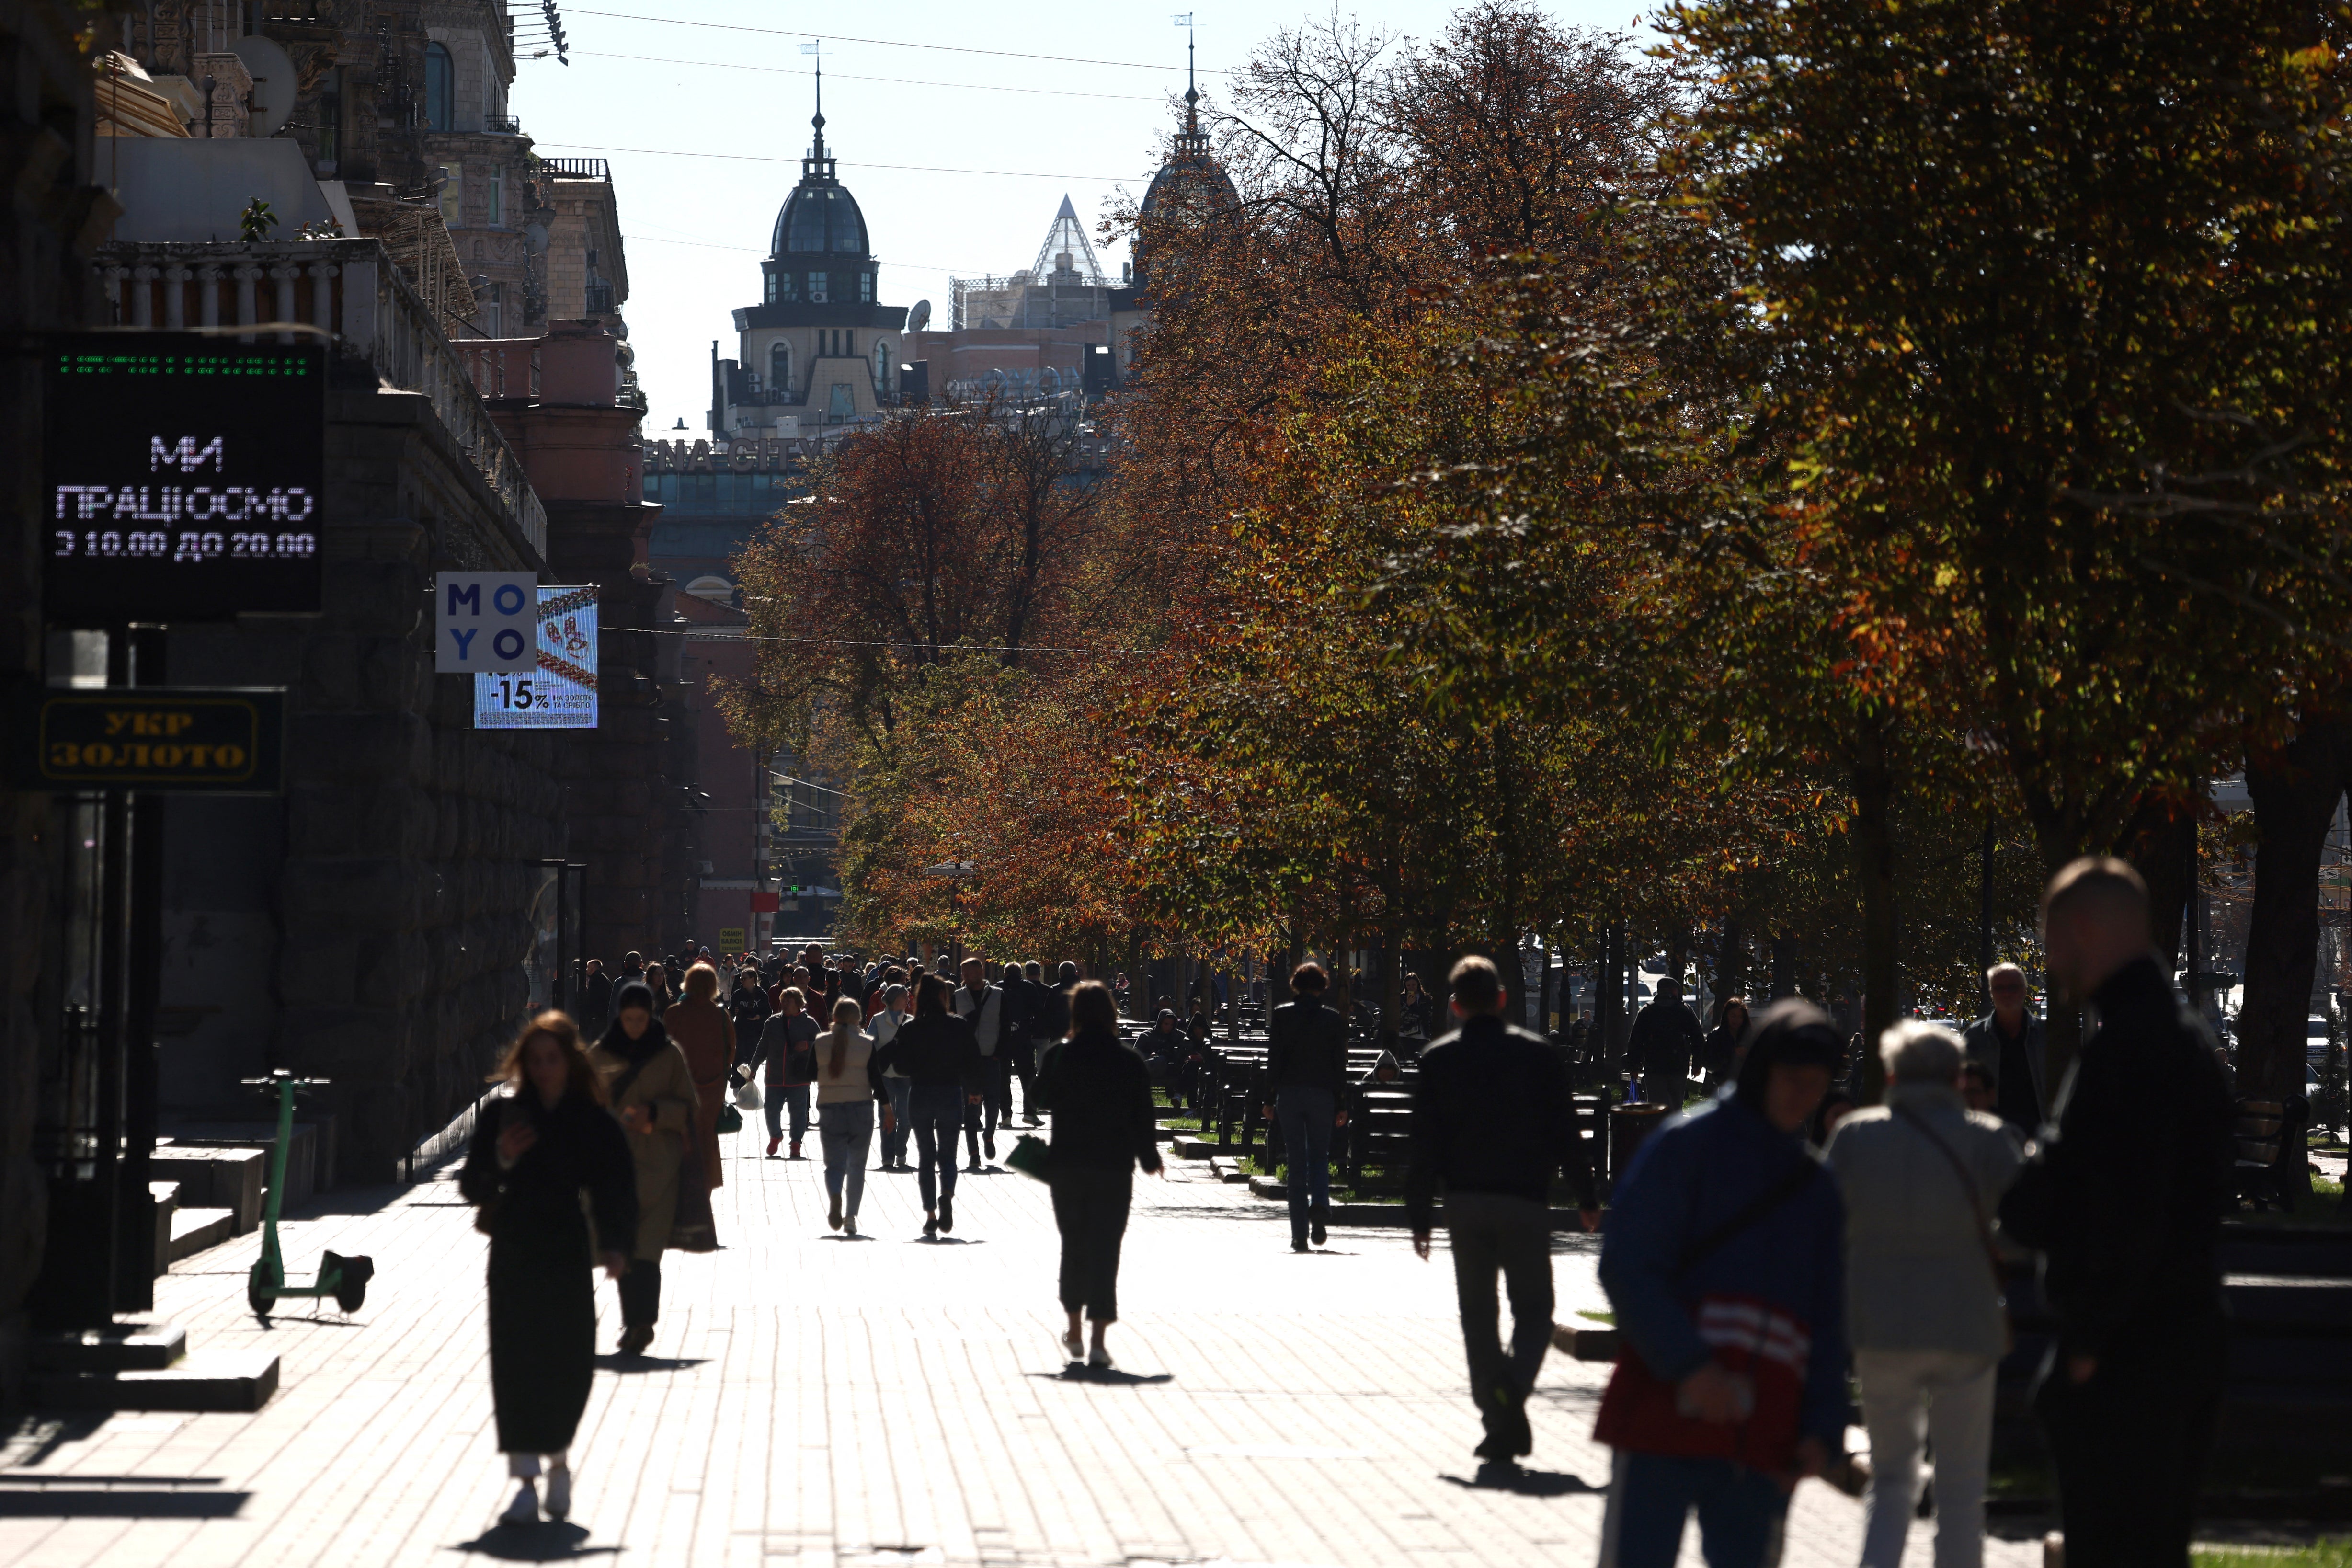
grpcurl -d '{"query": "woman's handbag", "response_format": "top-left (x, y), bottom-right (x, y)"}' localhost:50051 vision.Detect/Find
top-left (717, 1100), bottom-right (744, 1134)
top-left (1005, 1133), bottom-right (1052, 1182)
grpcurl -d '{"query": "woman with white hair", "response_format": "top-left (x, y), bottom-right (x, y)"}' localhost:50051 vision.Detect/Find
top-left (1824, 1021), bottom-right (2024, 1568)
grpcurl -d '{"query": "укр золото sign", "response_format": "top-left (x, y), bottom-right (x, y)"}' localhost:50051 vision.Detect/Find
top-left (13, 687), bottom-right (287, 792)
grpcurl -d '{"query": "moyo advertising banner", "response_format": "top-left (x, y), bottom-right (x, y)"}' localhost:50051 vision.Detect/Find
top-left (473, 585), bottom-right (597, 730)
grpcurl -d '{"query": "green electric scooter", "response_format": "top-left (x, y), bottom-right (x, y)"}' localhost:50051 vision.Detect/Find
top-left (240, 1071), bottom-right (373, 1319)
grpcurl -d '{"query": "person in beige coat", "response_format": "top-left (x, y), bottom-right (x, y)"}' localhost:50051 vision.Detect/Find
top-left (589, 979), bottom-right (696, 1357)
top-left (663, 963), bottom-right (737, 1190)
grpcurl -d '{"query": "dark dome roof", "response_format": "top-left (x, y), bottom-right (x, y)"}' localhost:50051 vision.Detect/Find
top-left (1140, 153), bottom-right (1237, 223)
top-left (772, 182), bottom-right (868, 259)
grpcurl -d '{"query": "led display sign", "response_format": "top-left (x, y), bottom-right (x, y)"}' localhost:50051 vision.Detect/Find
top-left (473, 585), bottom-right (599, 729)
top-left (42, 335), bottom-right (326, 622)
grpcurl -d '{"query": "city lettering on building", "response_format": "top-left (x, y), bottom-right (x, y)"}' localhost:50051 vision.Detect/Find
top-left (642, 438), bottom-right (808, 475)
top-left (43, 335), bottom-right (326, 622)
top-left (435, 572), bottom-right (540, 673)
top-left (9, 687), bottom-right (287, 793)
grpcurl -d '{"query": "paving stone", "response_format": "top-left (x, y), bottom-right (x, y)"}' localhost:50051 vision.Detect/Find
top-left (0, 1119), bottom-right (2042, 1567)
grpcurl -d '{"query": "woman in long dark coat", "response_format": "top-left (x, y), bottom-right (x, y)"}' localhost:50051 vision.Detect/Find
top-left (461, 1009), bottom-right (636, 1528)
top-left (1034, 979), bottom-right (1164, 1370)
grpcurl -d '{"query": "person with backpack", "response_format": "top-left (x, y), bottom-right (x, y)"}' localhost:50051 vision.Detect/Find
top-left (1825, 1021), bottom-right (2022, 1568)
top-left (1594, 998), bottom-right (1849, 1568)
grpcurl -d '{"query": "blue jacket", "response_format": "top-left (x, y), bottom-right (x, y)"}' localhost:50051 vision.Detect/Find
top-left (1598, 1088), bottom-right (1849, 1448)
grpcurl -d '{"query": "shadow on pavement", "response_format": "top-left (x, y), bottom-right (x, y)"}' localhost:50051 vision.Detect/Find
top-left (1027, 1368), bottom-right (1175, 1387)
top-left (0, 1489), bottom-right (251, 1518)
top-left (591, 1355), bottom-right (709, 1374)
top-left (1439, 1464), bottom-right (1598, 1496)
top-left (448, 1522), bottom-right (617, 1560)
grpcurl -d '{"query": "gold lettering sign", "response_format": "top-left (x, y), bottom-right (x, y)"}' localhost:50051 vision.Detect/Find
top-left (12, 688), bottom-right (286, 791)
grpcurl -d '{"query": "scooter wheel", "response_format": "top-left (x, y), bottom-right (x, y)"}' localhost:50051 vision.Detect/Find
top-left (247, 1260), bottom-right (274, 1318)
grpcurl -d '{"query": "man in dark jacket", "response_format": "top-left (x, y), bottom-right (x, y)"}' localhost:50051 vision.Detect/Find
top-left (581, 958), bottom-right (613, 1038)
top-left (728, 966), bottom-right (770, 1042)
top-left (1625, 975), bottom-right (1707, 1103)
top-left (1262, 961), bottom-right (1351, 1252)
top-left (1962, 961), bottom-right (2050, 1133)
top-left (998, 959), bottom-right (1041, 1126)
top-left (1999, 859), bottom-right (2234, 1568)
top-left (1408, 956), bottom-right (1599, 1463)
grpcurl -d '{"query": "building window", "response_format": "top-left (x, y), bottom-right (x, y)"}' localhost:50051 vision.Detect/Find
top-left (484, 283), bottom-right (503, 337)
top-left (860, 271), bottom-right (873, 302)
top-left (438, 163), bottom-right (462, 225)
top-left (424, 43), bottom-right (454, 132)
top-left (769, 342), bottom-right (791, 395)
top-left (764, 271), bottom-right (776, 305)
top-left (488, 164), bottom-right (504, 227)
top-left (808, 271), bottom-right (827, 303)
top-left (874, 339), bottom-right (890, 390)
top-left (317, 68), bottom-right (342, 172)
top-left (828, 383), bottom-right (855, 422)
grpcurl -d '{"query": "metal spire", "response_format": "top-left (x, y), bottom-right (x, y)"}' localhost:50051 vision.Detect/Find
top-left (800, 41), bottom-right (833, 179)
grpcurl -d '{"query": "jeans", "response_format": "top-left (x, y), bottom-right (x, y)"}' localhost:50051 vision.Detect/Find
top-left (1600, 1450), bottom-right (1788, 1568)
top-left (617, 1255), bottom-right (662, 1328)
top-left (881, 1076), bottom-right (913, 1166)
top-left (1445, 1190), bottom-right (1553, 1442)
top-left (765, 1082), bottom-right (810, 1145)
top-left (1050, 1167), bottom-right (1132, 1322)
top-left (908, 1082), bottom-right (966, 1212)
top-left (1856, 1347), bottom-right (1996, 1568)
top-left (965, 1058), bottom-right (1004, 1164)
top-left (2036, 1318), bottom-right (2224, 1568)
top-left (818, 1100), bottom-right (874, 1217)
top-left (1275, 1087), bottom-right (1335, 1240)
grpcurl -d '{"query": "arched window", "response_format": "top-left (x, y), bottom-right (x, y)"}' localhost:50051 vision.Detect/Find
top-left (873, 339), bottom-right (890, 390)
top-left (424, 43), bottom-right (454, 132)
top-left (769, 342), bottom-right (790, 397)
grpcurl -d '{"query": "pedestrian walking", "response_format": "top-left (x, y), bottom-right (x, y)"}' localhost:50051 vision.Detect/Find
top-left (1825, 1021), bottom-right (2023, 1568)
top-left (585, 979), bottom-right (699, 1354)
top-left (729, 965), bottom-right (772, 1043)
top-left (753, 987), bottom-right (821, 1159)
top-left (460, 1011), bottom-right (635, 1527)
top-left (1594, 998), bottom-right (1849, 1568)
top-left (956, 956), bottom-right (1007, 1168)
top-left (1626, 975), bottom-right (1706, 1104)
top-left (870, 973), bottom-right (985, 1238)
top-left (813, 994), bottom-right (878, 1235)
top-left (872, 982), bottom-right (913, 1171)
top-left (580, 958), bottom-right (613, 1039)
top-left (663, 964), bottom-right (735, 1193)
top-left (1701, 996), bottom-right (1749, 1087)
top-left (1261, 961), bottom-right (1349, 1252)
top-left (645, 961), bottom-right (675, 1015)
top-left (1406, 956), bottom-right (1600, 1464)
top-left (1997, 858), bottom-right (2235, 1568)
top-left (999, 959), bottom-right (1042, 1126)
top-left (1031, 961), bottom-right (1075, 1054)
top-left (1962, 963), bottom-right (2050, 1134)
top-left (1034, 978), bottom-right (1164, 1370)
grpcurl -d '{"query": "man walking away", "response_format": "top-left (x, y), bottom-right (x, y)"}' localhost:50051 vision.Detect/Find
top-left (1625, 975), bottom-right (1706, 1105)
top-left (956, 957), bottom-right (1007, 1168)
top-left (1262, 961), bottom-right (1350, 1252)
top-left (581, 959), bottom-right (613, 1039)
top-left (1826, 1021), bottom-right (2022, 1568)
top-left (1998, 859), bottom-right (2234, 1568)
top-left (1406, 956), bottom-right (1599, 1465)
top-left (999, 958), bottom-right (1041, 1125)
top-left (1962, 963), bottom-right (2049, 1134)
top-left (1595, 999), bottom-right (1848, 1568)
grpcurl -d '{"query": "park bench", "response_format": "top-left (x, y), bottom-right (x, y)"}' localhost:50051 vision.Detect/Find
top-left (2229, 1094), bottom-right (2309, 1212)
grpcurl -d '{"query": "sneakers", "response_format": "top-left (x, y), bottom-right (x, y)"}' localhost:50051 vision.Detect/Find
top-left (543, 1462), bottom-right (571, 1522)
top-left (965, 1159), bottom-right (982, 1174)
top-left (499, 1480), bottom-right (540, 1526)
top-left (828, 1193), bottom-right (844, 1231)
top-left (983, 1132), bottom-right (997, 1160)
top-left (1485, 1379), bottom-right (1533, 1457)
top-left (1310, 1213), bottom-right (1328, 1247)
top-left (1060, 1331), bottom-right (1085, 1364)
top-left (923, 1211), bottom-right (939, 1239)
top-left (1290, 1237), bottom-right (1309, 1254)
top-left (843, 1213), bottom-right (858, 1237)
top-left (766, 1135), bottom-right (781, 1158)
top-left (938, 1193), bottom-right (954, 1234)
top-left (1087, 1345), bottom-right (1115, 1371)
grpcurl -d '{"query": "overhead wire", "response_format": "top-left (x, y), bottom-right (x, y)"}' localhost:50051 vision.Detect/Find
top-left (563, 9), bottom-right (1232, 74)
top-left (570, 49), bottom-right (1165, 103)
top-left (531, 141), bottom-right (1133, 182)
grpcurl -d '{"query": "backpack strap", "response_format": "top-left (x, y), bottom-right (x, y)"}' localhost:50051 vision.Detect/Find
top-left (1673, 1150), bottom-right (1822, 1279)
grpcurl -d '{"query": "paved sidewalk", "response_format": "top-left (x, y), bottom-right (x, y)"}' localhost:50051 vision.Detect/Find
top-left (1, 1117), bottom-right (2044, 1567)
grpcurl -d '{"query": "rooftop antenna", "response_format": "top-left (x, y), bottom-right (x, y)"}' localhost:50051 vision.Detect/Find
top-left (1171, 14), bottom-right (1207, 155)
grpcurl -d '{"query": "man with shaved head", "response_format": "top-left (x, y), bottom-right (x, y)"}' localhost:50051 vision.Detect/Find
top-left (2000, 858), bottom-right (2233, 1567)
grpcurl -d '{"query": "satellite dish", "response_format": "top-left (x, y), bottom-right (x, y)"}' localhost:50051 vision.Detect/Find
top-left (904, 299), bottom-right (932, 333)
top-left (231, 34), bottom-right (297, 137)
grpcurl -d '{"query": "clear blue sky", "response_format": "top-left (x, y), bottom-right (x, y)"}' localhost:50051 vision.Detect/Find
top-left (511, 2), bottom-right (1654, 435)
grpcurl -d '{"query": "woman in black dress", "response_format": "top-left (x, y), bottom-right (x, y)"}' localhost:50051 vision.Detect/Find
top-left (461, 1010), bottom-right (637, 1527)
top-left (1034, 980), bottom-right (1164, 1370)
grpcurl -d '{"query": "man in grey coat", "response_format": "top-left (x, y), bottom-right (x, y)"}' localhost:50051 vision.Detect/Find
top-left (1961, 963), bottom-right (2048, 1133)
top-left (1826, 1021), bottom-right (2022, 1568)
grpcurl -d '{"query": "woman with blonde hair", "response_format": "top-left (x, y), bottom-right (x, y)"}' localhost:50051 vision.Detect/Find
top-left (814, 993), bottom-right (879, 1234)
top-left (460, 1011), bottom-right (636, 1526)
top-left (662, 962), bottom-right (735, 1196)
top-left (586, 979), bottom-right (697, 1356)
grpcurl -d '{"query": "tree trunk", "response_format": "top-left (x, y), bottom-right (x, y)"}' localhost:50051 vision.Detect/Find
top-left (1380, 917), bottom-right (1404, 1055)
top-left (2241, 715), bottom-right (2348, 1106)
top-left (1715, 916), bottom-right (1748, 1015)
top-left (1850, 741), bottom-right (1900, 1104)
top-left (1772, 936), bottom-right (1796, 1000)
top-left (2122, 799), bottom-right (2195, 973)
top-left (1599, 923), bottom-right (1624, 1077)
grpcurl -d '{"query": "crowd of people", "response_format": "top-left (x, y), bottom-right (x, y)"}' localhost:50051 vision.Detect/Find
top-left (467, 863), bottom-right (2237, 1568)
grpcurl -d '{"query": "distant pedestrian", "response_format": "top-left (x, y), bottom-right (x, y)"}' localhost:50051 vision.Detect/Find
top-left (1035, 978), bottom-right (1163, 1370)
top-left (1261, 961), bottom-right (1349, 1252)
top-left (1406, 955), bottom-right (1600, 1464)
top-left (1962, 963), bottom-right (2050, 1134)
top-left (729, 965), bottom-right (771, 1042)
top-left (1594, 998), bottom-right (1848, 1568)
top-left (999, 958), bottom-right (1042, 1126)
top-left (1826, 1021), bottom-right (2022, 1568)
top-left (753, 987), bottom-right (820, 1159)
top-left (1998, 859), bottom-right (2234, 1568)
top-left (643, 961), bottom-right (674, 1014)
top-left (1701, 996), bottom-right (1749, 1086)
top-left (581, 959), bottom-right (613, 1039)
top-left (813, 995), bottom-right (878, 1235)
top-left (1031, 961), bottom-right (1075, 1051)
top-left (956, 956), bottom-right (1008, 1168)
top-left (461, 1010), bottom-right (634, 1527)
top-left (663, 964), bottom-right (735, 1193)
top-left (871, 982), bottom-right (913, 1171)
top-left (1626, 975), bottom-right (1705, 1104)
top-left (870, 973), bottom-right (985, 1237)
top-left (585, 979), bottom-right (697, 1355)
top-left (1397, 971), bottom-right (1437, 1047)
